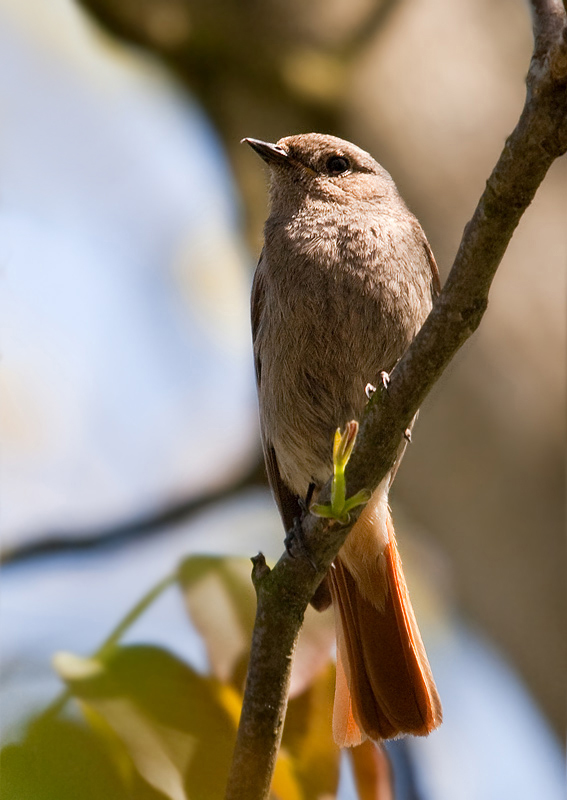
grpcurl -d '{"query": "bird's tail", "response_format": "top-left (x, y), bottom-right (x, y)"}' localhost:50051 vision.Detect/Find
top-left (329, 488), bottom-right (442, 746)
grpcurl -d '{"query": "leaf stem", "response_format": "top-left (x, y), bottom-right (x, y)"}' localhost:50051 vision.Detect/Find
top-left (42, 571), bottom-right (176, 720)
top-left (95, 572), bottom-right (176, 660)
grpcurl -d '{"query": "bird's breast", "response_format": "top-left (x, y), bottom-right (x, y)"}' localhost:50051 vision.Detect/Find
top-left (257, 213), bottom-right (432, 495)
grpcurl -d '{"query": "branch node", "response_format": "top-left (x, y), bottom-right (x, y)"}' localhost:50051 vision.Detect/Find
top-left (251, 552), bottom-right (270, 589)
top-left (550, 38), bottom-right (567, 80)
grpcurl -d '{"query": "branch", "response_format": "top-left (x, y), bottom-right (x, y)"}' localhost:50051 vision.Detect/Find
top-left (338, 0), bottom-right (402, 60)
top-left (1, 456), bottom-right (266, 565)
top-left (224, 4), bottom-right (567, 799)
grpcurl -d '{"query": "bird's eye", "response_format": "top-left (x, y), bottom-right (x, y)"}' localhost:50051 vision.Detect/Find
top-left (326, 155), bottom-right (350, 175)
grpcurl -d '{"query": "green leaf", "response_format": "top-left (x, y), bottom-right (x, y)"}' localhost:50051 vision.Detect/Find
top-left (54, 644), bottom-right (237, 800)
top-left (0, 714), bottom-right (163, 800)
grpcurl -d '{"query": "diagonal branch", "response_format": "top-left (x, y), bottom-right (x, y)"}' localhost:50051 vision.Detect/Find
top-left (224, 3), bottom-right (567, 799)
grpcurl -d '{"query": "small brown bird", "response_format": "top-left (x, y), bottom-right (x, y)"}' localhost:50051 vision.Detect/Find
top-left (244, 133), bottom-right (442, 747)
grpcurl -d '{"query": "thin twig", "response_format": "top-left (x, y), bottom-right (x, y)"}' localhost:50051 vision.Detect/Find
top-left (1, 457), bottom-right (265, 565)
top-left (339, 0), bottom-right (402, 60)
top-left (224, 4), bottom-right (567, 799)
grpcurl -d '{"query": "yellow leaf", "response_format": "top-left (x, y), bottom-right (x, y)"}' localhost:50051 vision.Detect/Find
top-left (214, 683), bottom-right (242, 730)
top-left (271, 747), bottom-right (302, 800)
top-left (283, 664), bottom-right (340, 799)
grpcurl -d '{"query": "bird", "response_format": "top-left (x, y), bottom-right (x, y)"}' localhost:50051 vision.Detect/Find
top-left (243, 132), bottom-right (442, 747)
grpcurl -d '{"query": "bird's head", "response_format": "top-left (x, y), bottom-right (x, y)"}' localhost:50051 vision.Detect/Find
top-left (242, 133), bottom-right (396, 208)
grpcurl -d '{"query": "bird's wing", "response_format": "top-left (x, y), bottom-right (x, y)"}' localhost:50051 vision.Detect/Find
top-left (250, 253), bottom-right (265, 386)
top-left (251, 255), bottom-right (303, 532)
top-left (423, 236), bottom-right (441, 297)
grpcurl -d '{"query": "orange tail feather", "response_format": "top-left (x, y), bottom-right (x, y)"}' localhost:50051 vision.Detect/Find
top-left (330, 509), bottom-right (442, 747)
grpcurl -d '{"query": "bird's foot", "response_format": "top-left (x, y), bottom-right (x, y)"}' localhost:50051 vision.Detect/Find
top-left (285, 516), bottom-right (317, 570)
top-left (298, 482), bottom-right (316, 515)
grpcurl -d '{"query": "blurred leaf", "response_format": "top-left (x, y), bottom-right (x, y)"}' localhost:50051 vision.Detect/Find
top-left (177, 554), bottom-right (335, 700)
top-left (282, 50), bottom-right (346, 104)
top-left (271, 748), bottom-right (303, 800)
top-left (290, 603), bottom-right (335, 698)
top-left (54, 645), bottom-right (237, 800)
top-left (0, 715), bottom-right (138, 800)
top-left (41, 557), bottom-right (338, 800)
top-left (178, 555), bottom-right (339, 798)
top-left (81, 701), bottom-right (138, 789)
top-left (177, 555), bottom-right (256, 688)
top-left (349, 740), bottom-right (394, 800)
top-left (282, 663), bottom-right (340, 799)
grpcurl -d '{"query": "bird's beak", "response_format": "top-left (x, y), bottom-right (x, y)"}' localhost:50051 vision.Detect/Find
top-left (241, 138), bottom-right (289, 166)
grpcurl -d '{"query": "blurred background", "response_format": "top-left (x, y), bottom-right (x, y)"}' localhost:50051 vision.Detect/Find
top-left (0, 0), bottom-right (565, 797)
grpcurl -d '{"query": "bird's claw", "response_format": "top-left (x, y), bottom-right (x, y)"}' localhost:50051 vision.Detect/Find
top-left (285, 516), bottom-right (317, 570)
